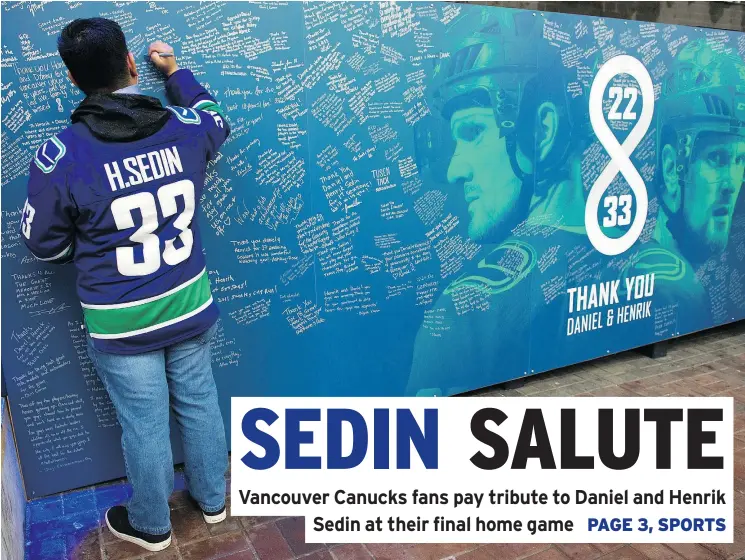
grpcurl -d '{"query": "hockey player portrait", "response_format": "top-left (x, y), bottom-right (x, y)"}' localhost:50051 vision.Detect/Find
top-left (618, 39), bottom-right (745, 335)
top-left (406, 8), bottom-right (603, 396)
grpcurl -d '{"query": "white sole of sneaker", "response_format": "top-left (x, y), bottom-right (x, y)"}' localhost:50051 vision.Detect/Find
top-left (203, 509), bottom-right (227, 524)
top-left (106, 514), bottom-right (172, 552)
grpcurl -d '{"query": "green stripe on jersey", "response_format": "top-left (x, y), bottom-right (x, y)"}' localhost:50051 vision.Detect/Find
top-left (83, 270), bottom-right (211, 337)
top-left (193, 99), bottom-right (226, 118)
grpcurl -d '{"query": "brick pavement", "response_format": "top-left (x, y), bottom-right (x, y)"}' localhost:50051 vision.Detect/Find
top-left (28, 321), bottom-right (745, 560)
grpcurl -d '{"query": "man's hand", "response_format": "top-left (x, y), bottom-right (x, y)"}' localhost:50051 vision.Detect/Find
top-left (148, 41), bottom-right (179, 77)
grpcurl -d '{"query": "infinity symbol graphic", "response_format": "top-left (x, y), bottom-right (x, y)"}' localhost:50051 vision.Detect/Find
top-left (586, 55), bottom-right (655, 256)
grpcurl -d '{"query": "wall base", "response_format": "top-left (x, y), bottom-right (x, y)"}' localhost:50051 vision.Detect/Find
top-left (2, 398), bottom-right (26, 560)
top-left (639, 340), bottom-right (669, 359)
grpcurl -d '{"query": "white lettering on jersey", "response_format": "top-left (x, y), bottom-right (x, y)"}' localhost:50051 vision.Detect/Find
top-left (104, 146), bottom-right (183, 191)
top-left (21, 199), bottom-right (35, 239)
top-left (206, 109), bottom-right (224, 129)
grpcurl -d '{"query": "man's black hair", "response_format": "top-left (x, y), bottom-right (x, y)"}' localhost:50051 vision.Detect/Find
top-left (58, 18), bottom-right (130, 94)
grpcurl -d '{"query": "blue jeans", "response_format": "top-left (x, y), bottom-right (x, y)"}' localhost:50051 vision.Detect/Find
top-left (87, 321), bottom-right (228, 535)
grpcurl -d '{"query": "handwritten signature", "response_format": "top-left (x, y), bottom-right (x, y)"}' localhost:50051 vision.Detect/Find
top-left (29, 303), bottom-right (72, 317)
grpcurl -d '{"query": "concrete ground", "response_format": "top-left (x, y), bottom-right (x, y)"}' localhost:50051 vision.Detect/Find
top-left (26, 321), bottom-right (745, 560)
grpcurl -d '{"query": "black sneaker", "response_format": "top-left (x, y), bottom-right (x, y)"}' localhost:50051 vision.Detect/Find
top-left (201, 504), bottom-right (227, 524)
top-left (186, 493), bottom-right (227, 524)
top-left (105, 506), bottom-right (172, 552)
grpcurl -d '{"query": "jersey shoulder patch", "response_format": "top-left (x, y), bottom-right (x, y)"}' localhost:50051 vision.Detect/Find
top-left (34, 135), bottom-right (67, 174)
top-left (444, 239), bottom-right (537, 296)
top-left (165, 105), bottom-right (201, 125)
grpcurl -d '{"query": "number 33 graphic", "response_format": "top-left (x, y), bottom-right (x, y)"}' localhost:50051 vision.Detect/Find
top-left (111, 179), bottom-right (195, 276)
top-left (603, 194), bottom-right (632, 227)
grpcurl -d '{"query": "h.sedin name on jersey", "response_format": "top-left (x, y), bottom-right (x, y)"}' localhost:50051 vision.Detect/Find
top-left (566, 273), bottom-right (655, 336)
top-left (104, 145), bottom-right (183, 191)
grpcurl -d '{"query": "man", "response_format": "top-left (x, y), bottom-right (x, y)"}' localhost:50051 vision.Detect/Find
top-left (619, 39), bottom-right (745, 334)
top-left (20, 18), bottom-right (230, 552)
top-left (655, 40), bottom-right (745, 266)
top-left (406, 9), bottom-right (599, 396)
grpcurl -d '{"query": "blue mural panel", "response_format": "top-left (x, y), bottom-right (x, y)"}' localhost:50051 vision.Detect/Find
top-left (1, 1), bottom-right (743, 496)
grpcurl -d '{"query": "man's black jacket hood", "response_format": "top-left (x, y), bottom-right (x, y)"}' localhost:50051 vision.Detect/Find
top-left (71, 93), bottom-right (170, 142)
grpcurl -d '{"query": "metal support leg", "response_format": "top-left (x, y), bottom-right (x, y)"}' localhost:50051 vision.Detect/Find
top-left (639, 340), bottom-right (668, 359)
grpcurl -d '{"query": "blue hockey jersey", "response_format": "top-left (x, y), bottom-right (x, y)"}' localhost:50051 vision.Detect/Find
top-left (20, 69), bottom-right (230, 354)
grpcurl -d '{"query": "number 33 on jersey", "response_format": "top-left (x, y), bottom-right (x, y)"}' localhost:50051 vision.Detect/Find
top-left (20, 69), bottom-right (230, 354)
